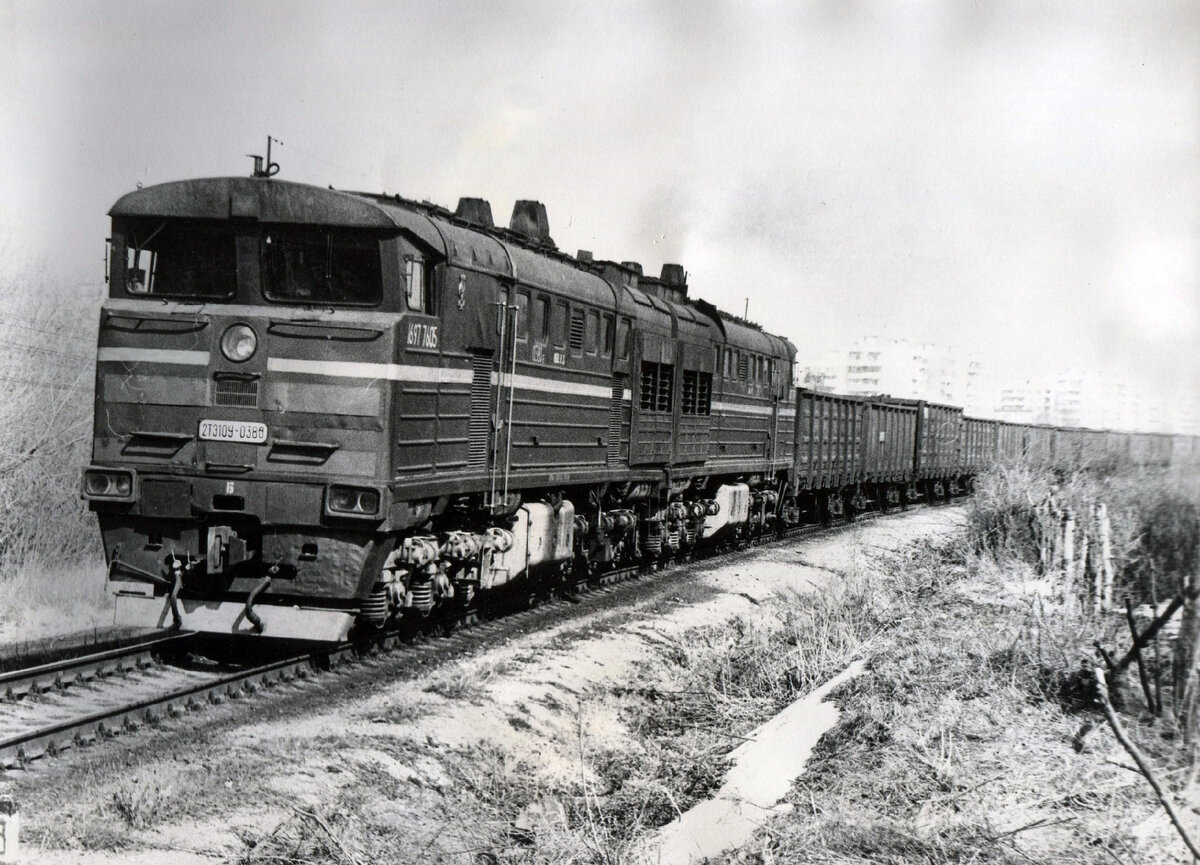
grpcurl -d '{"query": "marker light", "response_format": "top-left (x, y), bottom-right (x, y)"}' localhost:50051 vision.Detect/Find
top-left (327, 485), bottom-right (381, 516)
top-left (81, 468), bottom-right (135, 501)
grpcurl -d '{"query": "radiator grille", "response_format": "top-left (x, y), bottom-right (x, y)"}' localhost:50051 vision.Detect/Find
top-left (696, 372), bottom-right (711, 415)
top-left (681, 370), bottom-right (697, 414)
top-left (638, 362), bottom-right (674, 412)
top-left (468, 352), bottom-right (493, 471)
top-left (656, 364), bottom-right (674, 412)
top-left (639, 363), bottom-right (656, 411)
top-left (213, 379), bottom-right (259, 407)
top-left (607, 376), bottom-right (624, 464)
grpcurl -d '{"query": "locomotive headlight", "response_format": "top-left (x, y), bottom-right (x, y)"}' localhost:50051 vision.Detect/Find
top-left (81, 468), bottom-right (136, 501)
top-left (326, 485), bottom-right (382, 517)
top-left (220, 323), bottom-right (257, 363)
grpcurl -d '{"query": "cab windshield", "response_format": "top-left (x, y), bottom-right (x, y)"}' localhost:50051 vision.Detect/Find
top-left (119, 219), bottom-right (237, 300)
top-left (260, 227), bottom-right (382, 306)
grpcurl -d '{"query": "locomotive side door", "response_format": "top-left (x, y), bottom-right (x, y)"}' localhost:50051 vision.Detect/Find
top-left (629, 332), bottom-right (675, 466)
top-left (674, 339), bottom-right (712, 465)
top-left (435, 264), bottom-right (508, 497)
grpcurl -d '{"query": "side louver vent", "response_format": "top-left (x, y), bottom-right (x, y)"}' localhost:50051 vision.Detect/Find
top-left (569, 310), bottom-right (585, 352)
top-left (468, 352), bottom-right (493, 471)
top-left (607, 377), bottom-right (624, 464)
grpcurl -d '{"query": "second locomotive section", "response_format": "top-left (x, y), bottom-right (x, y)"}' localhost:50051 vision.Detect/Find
top-left (87, 177), bottom-right (797, 639)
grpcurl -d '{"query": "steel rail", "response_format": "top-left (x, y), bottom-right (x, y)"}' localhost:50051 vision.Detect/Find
top-left (0, 634), bottom-right (193, 702)
top-left (0, 648), bottom-right (325, 768)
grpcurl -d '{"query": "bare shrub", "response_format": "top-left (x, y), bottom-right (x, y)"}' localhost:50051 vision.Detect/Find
top-left (110, 780), bottom-right (170, 830)
top-left (968, 463), bottom-right (1199, 606)
top-left (0, 272), bottom-right (103, 572)
top-left (967, 463), bottom-right (1060, 565)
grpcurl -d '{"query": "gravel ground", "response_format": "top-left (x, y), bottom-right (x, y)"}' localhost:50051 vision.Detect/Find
top-left (5, 507), bottom-right (964, 864)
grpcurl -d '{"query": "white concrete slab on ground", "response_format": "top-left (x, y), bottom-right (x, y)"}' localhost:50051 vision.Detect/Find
top-left (637, 658), bottom-right (867, 865)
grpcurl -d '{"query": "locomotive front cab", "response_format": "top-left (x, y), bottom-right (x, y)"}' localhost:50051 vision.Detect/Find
top-left (85, 178), bottom-right (444, 640)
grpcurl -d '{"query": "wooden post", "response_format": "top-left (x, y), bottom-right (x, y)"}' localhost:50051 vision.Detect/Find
top-left (1098, 503), bottom-right (1114, 614)
top-left (1075, 530), bottom-right (1091, 615)
top-left (1064, 513), bottom-right (1076, 585)
top-left (1174, 577), bottom-right (1200, 740)
top-left (1051, 508), bottom-right (1060, 575)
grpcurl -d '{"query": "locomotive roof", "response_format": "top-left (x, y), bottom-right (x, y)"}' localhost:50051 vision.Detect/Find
top-left (109, 176), bottom-right (795, 358)
top-left (110, 177), bottom-right (447, 250)
top-left (721, 315), bottom-right (793, 358)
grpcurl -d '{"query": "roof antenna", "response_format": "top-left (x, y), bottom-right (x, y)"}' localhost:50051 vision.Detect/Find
top-left (248, 136), bottom-right (281, 178)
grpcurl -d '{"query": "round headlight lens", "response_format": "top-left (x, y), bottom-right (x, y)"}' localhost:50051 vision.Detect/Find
top-left (329, 487), bottom-right (358, 512)
top-left (220, 324), bottom-right (257, 363)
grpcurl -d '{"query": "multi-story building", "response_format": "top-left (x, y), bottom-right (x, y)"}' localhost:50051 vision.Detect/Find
top-left (800, 340), bottom-right (1195, 435)
top-left (806, 337), bottom-right (983, 410)
top-left (994, 380), bottom-right (1054, 425)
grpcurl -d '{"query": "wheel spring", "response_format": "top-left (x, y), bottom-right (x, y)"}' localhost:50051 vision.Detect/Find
top-left (408, 580), bottom-right (435, 615)
top-left (360, 588), bottom-right (389, 625)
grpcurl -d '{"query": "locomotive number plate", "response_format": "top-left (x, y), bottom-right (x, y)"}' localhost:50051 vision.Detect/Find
top-left (198, 419), bottom-right (268, 445)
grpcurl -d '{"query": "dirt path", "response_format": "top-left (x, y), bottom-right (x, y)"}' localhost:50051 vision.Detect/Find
top-left (11, 507), bottom-right (963, 864)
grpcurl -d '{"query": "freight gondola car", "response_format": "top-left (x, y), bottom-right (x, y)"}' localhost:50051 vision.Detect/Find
top-left (860, 396), bottom-right (918, 509)
top-left (961, 416), bottom-right (998, 485)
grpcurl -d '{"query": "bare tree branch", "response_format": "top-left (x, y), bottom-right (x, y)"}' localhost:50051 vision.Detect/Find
top-left (1095, 667), bottom-right (1200, 862)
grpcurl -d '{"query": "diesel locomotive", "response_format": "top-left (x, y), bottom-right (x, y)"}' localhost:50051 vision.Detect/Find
top-left (82, 167), bottom-right (1200, 641)
top-left (83, 169), bottom-right (799, 641)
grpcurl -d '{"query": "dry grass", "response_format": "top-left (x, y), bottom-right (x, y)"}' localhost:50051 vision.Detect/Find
top-left (366, 538), bottom-right (966, 864)
top-left (0, 269), bottom-right (108, 634)
top-left (230, 550), bottom-right (927, 865)
top-left (706, 533), bottom-right (1184, 864)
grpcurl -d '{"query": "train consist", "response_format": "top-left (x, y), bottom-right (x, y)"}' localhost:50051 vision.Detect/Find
top-left (82, 171), bottom-right (1200, 641)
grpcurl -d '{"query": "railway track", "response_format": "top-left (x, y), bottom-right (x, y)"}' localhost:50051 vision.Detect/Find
top-left (0, 503), bottom-right (945, 772)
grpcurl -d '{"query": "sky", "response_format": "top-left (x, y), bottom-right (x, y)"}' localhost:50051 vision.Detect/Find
top-left (1, 0), bottom-right (1197, 406)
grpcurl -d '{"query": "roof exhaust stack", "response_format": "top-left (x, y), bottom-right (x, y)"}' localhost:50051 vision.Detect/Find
top-left (656, 264), bottom-right (688, 304)
top-left (509, 200), bottom-right (554, 247)
top-left (660, 264), bottom-right (686, 286)
top-left (455, 197), bottom-right (494, 228)
top-left (620, 261), bottom-right (644, 276)
top-left (577, 249), bottom-right (593, 263)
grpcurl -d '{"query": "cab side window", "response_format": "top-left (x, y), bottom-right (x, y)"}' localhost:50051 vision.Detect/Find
top-left (585, 310), bottom-right (599, 356)
top-left (404, 257), bottom-right (426, 312)
top-left (532, 295), bottom-right (550, 342)
top-left (515, 290), bottom-right (530, 341)
top-left (551, 300), bottom-right (568, 348)
top-left (601, 314), bottom-right (615, 357)
top-left (616, 317), bottom-right (631, 360)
